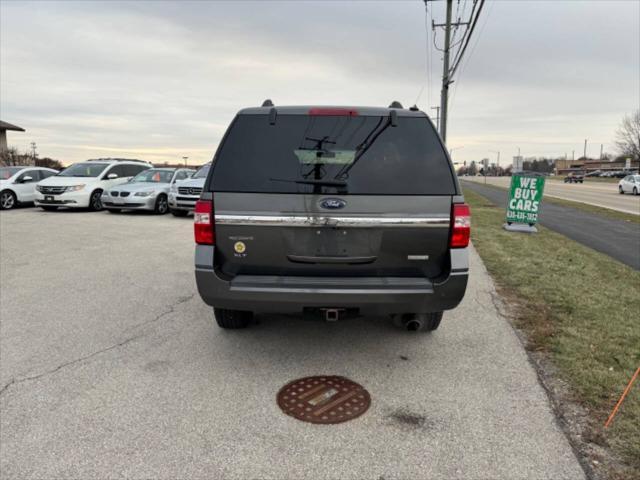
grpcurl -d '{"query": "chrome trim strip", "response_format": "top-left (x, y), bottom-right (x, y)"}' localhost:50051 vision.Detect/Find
top-left (215, 214), bottom-right (450, 228)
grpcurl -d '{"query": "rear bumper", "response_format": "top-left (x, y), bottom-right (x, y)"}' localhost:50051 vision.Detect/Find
top-left (195, 246), bottom-right (468, 315)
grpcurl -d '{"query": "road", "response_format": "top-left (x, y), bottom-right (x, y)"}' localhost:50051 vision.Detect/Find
top-left (462, 181), bottom-right (640, 270)
top-left (0, 208), bottom-right (585, 479)
top-left (465, 176), bottom-right (640, 215)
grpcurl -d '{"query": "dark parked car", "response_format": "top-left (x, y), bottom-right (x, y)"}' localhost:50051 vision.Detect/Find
top-left (194, 101), bottom-right (470, 331)
top-left (564, 173), bottom-right (584, 183)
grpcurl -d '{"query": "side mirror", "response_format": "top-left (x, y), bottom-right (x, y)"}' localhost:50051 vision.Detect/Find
top-left (21, 176), bottom-right (33, 183)
top-left (107, 173), bottom-right (118, 179)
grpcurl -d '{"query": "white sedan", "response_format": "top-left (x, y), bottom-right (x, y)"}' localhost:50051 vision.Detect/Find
top-left (0, 166), bottom-right (59, 210)
top-left (618, 174), bottom-right (640, 195)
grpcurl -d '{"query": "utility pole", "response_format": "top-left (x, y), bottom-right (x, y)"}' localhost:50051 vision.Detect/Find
top-left (600, 143), bottom-right (603, 160)
top-left (182, 156), bottom-right (188, 167)
top-left (428, 0), bottom-right (476, 143)
top-left (583, 139), bottom-right (587, 159)
top-left (490, 150), bottom-right (500, 168)
top-left (438, 0), bottom-right (453, 144)
top-left (430, 106), bottom-right (440, 133)
top-left (572, 150), bottom-right (575, 161)
top-left (30, 142), bottom-right (37, 163)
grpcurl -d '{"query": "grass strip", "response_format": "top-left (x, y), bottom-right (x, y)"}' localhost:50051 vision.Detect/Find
top-left (464, 187), bottom-right (640, 479)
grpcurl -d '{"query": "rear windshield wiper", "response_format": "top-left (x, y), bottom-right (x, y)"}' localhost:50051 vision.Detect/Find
top-left (270, 178), bottom-right (347, 187)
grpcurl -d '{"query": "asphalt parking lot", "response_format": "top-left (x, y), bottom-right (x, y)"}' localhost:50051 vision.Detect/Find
top-left (0, 208), bottom-right (586, 479)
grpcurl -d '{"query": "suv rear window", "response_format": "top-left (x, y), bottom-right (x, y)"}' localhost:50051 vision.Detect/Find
top-left (209, 114), bottom-right (455, 195)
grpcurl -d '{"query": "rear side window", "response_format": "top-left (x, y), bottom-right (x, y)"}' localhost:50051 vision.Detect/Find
top-left (210, 114), bottom-right (455, 195)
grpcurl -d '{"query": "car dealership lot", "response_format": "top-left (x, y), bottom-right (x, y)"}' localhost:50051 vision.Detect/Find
top-left (0, 209), bottom-right (585, 479)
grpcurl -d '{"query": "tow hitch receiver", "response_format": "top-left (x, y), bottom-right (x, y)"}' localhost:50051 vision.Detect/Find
top-left (323, 308), bottom-right (344, 322)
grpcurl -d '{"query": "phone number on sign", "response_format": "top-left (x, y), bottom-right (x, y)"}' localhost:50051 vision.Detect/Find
top-left (507, 211), bottom-right (538, 222)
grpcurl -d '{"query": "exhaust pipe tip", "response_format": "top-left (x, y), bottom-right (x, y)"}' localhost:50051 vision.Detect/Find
top-left (406, 320), bottom-right (422, 331)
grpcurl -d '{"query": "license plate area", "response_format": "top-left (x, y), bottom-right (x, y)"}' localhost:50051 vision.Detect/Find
top-left (45, 195), bottom-right (54, 202)
top-left (284, 228), bottom-right (381, 258)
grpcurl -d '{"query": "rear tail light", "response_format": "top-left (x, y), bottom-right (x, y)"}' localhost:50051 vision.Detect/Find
top-left (194, 200), bottom-right (215, 245)
top-left (450, 203), bottom-right (471, 248)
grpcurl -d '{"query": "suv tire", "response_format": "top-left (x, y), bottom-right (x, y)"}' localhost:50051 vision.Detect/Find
top-left (41, 206), bottom-right (58, 211)
top-left (619, 186), bottom-right (624, 194)
top-left (422, 311), bottom-right (443, 331)
top-left (171, 208), bottom-right (188, 217)
top-left (214, 308), bottom-right (253, 329)
top-left (108, 208), bottom-right (121, 213)
top-left (88, 190), bottom-right (103, 211)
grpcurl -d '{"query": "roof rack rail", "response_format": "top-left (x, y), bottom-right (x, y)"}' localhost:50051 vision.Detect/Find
top-left (389, 101), bottom-right (403, 109)
top-left (262, 99), bottom-right (274, 107)
top-left (88, 158), bottom-right (152, 164)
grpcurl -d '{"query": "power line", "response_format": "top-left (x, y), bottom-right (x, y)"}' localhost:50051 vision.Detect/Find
top-left (449, 0), bottom-right (477, 70)
top-left (449, 0), bottom-right (493, 111)
top-left (449, 0), bottom-right (485, 78)
top-left (414, 0), bottom-right (433, 108)
top-left (428, 0), bottom-right (474, 142)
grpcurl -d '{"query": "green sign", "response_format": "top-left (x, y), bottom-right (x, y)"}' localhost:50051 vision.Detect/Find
top-left (506, 175), bottom-right (545, 224)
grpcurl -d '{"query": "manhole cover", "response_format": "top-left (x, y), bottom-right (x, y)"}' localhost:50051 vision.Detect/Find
top-left (276, 376), bottom-right (371, 424)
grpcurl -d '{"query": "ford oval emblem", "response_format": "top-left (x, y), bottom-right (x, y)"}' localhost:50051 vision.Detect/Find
top-left (321, 198), bottom-right (346, 210)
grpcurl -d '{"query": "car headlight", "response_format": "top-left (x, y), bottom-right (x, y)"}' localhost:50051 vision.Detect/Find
top-left (36, 185), bottom-right (43, 192)
top-left (65, 185), bottom-right (85, 193)
top-left (134, 190), bottom-right (155, 197)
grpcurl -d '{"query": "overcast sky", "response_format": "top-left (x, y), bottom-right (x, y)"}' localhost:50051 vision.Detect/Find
top-left (1, 0), bottom-right (638, 166)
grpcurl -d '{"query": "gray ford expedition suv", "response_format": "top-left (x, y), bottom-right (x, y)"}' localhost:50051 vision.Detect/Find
top-left (194, 101), bottom-right (470, 331)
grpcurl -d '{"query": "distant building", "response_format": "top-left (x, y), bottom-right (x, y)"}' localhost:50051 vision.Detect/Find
top-left (555, 158), bottom-right (639, 175)
top-left (0, 121), bottom-right (25, 153)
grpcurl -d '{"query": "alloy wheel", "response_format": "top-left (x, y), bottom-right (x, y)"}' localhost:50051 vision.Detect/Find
top-left (91, 192), bottom-right (103, 210)
top-left (1, 191), bottom-right (15, 209)
top-left (157, 196), bottom-right (168, 214)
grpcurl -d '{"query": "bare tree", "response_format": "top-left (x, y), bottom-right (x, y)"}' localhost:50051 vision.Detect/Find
top-left (0, 148), bottom-right (31, 166)
top-left (615, 110), bottom-right (640, 160)
top-left (0, 148), bottom-right (63, 169)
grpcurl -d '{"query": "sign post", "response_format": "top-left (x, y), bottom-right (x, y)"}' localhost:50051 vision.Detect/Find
top-left (504, 174), bottom-right (545, 233)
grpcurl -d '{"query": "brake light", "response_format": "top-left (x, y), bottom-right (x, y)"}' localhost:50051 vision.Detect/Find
top-left (194, 200), bottom-right (215, 245)
top-left (450, 203), bottom-right (471, 248)
top-left (308, 108), bottom-right (358, 116)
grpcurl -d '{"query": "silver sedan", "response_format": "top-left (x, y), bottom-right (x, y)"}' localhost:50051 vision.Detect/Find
top-left (618, 174), bottom-right (640, 195)
top-left (102, 168), bottom-right (194, 214)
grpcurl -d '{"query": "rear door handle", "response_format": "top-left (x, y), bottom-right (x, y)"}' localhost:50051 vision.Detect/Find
top-left (287, 255), bottom-right (377, 265)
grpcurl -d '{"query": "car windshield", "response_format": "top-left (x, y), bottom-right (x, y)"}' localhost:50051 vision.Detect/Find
top-left (131, 169), bottom-right (173, 183)
top-left (0, 167), bottom-right (22, 179)
top-left (193, 165), bottom-right (211, 179)
top-left (58, 163), bottom-right (108, 177)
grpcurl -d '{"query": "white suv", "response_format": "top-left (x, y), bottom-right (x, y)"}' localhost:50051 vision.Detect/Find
top-left (1, 166), bottom-right (59, 210)
top-left (35, 159), bottom-right (152, 211)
